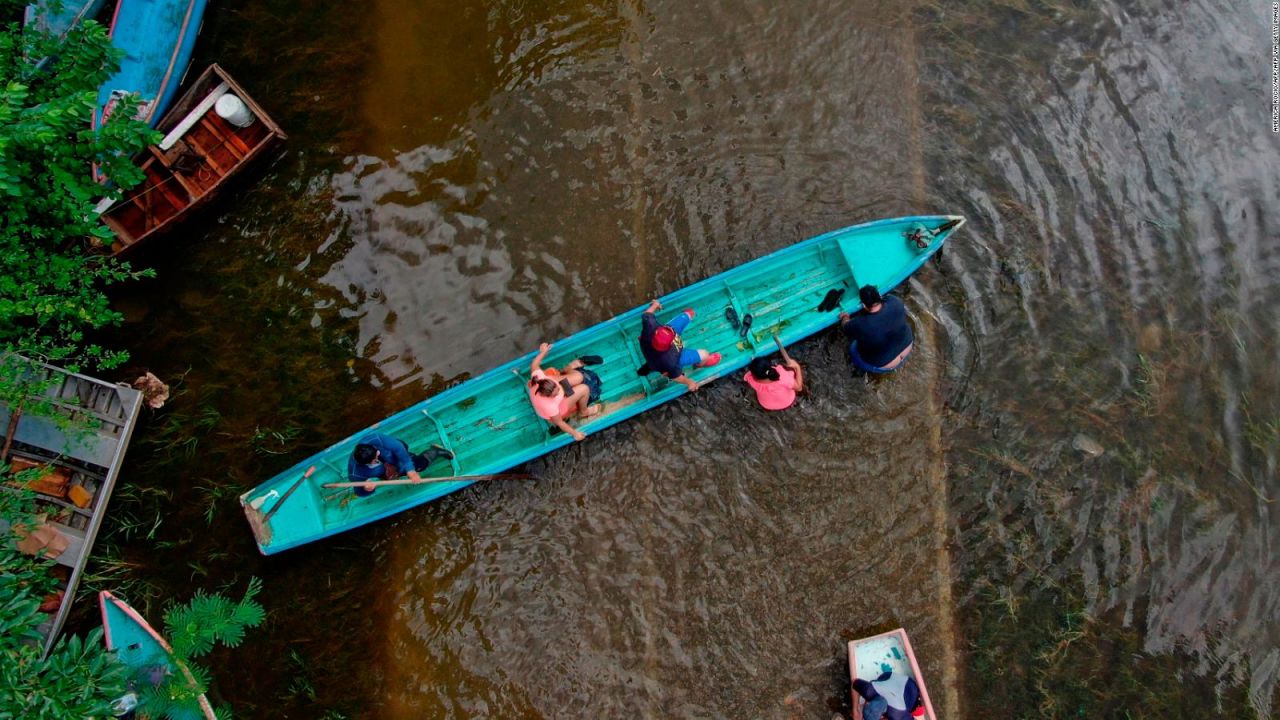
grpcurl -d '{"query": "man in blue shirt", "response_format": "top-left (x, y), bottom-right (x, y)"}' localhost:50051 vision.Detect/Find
top-left (839, 285), bottom-right (914, 373)
top-left (637, 299), bottom-right (721, 391)
top-left (347, 432), bottom-right (453, 497)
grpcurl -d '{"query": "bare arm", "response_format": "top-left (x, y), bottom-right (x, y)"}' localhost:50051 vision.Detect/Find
top-left (530, 342), bottom-right (551, 374)
top-left (675, 375), bottom-right (699, 392)
top-left (645, 299), bottom-right (663, 314)
top-left (551, 415), bottom-right (586, 442)
top-left (787, 359), bottom-right (804, 393)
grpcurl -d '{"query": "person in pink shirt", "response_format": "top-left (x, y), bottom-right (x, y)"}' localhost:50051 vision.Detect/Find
top-left (744, 355), bottom-right (804, 411)
top-left (528, 342), bottom-right (602, 441)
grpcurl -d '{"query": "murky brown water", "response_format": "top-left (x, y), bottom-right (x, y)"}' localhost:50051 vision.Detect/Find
top-left (84, 0), bottom-right (1279, 717)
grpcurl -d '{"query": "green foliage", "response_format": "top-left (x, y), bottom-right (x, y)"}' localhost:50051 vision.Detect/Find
top-left (164, 576), bottom-right (265, 659)
top-left (125, 578), bottom-right (266, 719)
top-left (0, 489), bottom-right (127, 719)
top-left (0, 13), bottom-right (157, 384)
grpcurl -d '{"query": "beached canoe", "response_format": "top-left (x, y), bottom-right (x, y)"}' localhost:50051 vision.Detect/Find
top-left (93, 0), bottom-right (208, 130)
top-left (848, 628), bottom-right (938, 720)
top-left (99, 591), bottom-right (217, 720)
top-left (240, 215), bottom-right (965, 554)
top-left (23, 0), bottom-right (107, 38)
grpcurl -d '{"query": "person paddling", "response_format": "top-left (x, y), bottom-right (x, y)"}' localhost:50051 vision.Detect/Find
top-left (744, 346), bottom-right (804, 411)
top-left (528, 342), bottom-right (603, 442)
top-left (637, 299), bottom-right (721, 391)
top-left (347, 433), bottom-right (453, 497)
top-left (839, 285), bottom-right (913, 373)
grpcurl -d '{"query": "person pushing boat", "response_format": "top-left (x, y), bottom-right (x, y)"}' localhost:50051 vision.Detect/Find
top-left (637, 299), bottom-right (721, 391)
top-left (347, 433), bottom-right (453, 497)
top-left (528, 342), bottom-right (603, 442)
top-left (839, 285), bottom-right (913, 373)
top-left (744, 354), bottom-right (804, 410)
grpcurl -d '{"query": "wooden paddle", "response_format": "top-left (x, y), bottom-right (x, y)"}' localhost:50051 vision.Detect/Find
top-left (322, 473), bottom-right (533, 489)
top-left (772, 333), bottom-right (794, 364)
top-left (261, 466), bottom-right (314, 522)
top-left (772, 333), bottom-right (807, 395)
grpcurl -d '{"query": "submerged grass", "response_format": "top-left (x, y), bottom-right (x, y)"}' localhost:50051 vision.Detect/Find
top-left (967, 575), bottom-right (1258, 719)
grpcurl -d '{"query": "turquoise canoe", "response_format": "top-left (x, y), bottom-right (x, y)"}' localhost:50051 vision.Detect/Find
top-left (240, 215), bottom-right (965, 554)
top-left (93, 0), bottom-right (208, 130)
top-left (99, 591), bottom-right (216, 720)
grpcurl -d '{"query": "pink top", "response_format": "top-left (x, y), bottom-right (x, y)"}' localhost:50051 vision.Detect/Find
top-left (744, 365), bottom-right (797, 411)
top-left (529, 370), bottom-right (572, 419)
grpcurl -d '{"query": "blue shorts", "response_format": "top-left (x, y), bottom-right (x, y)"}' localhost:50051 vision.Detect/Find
top-left (667, 312), bottom-right (704, 369)
top-left (849, 341), bottom-right (911, 374)
top-left (579, 367), bottom-right (602, 403)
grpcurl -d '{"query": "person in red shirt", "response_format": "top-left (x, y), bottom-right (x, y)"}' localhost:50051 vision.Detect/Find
top-left (744, 355), bottom-right (804, 410)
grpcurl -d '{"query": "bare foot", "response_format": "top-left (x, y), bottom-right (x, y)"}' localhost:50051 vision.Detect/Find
top-left (582, 405), bottom-right (602, 418)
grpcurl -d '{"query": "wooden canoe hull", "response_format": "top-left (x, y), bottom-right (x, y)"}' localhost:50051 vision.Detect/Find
top-left (240, 215), bottom-right (965, 554)
top-left (99, 591), bottom-right (217, 720)
top-left (98, 64), bottom-right (287, 255)
top-left (848, 627), bottom-right (938, 720)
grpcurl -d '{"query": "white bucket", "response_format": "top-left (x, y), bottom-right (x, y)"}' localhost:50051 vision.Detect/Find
top-left (214, 93), bottom-right (255, 128)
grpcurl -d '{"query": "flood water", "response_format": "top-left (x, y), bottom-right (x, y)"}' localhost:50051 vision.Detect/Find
top-left (86, 0), bottom-right (1279, 717)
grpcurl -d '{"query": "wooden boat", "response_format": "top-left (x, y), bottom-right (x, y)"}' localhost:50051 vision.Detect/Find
top-left (847, 628), bottom-right (938, 720)
top-left (240, 215), bottom-right (965, 554)
top-left (97, 64), bottom-right (287, 255)
top-left (93, 0), bottom-right (208, 130)
top-left (23, 0), bottom-right (107, 38)
top-left (0, 360), bottom-right (143, 658)
top-left (99, 591), bottom-right (217, 720)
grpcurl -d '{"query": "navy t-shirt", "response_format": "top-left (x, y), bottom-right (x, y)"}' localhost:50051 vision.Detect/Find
top-left (842, 294), bottom-right (912, 367)
top-left (639, 313), bottom-right (684, 378)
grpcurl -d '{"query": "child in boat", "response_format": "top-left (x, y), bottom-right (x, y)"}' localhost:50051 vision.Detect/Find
top-left (637, 299), bottom-right (721, 391)
top-left (839, 285), bottom-right (913, 373)
top-left (744, 356), bottom-right (804, 410)
top-left (528, 342), bottom-right (603, 442)
top-left (347, 433), bottom-right (453, 497)
top-left (853, 669), bottom-right (925, 719)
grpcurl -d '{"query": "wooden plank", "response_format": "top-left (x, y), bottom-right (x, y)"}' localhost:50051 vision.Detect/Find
top-left (181, 131), bottom-right (230, 176)
top-left (149, 145), bottom-right (201, 198)
top-left (197, 114), bottom-right (249, 159)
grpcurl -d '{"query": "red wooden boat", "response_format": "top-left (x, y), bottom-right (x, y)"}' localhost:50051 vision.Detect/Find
top-left (96, 64), bottom-right (286, 256)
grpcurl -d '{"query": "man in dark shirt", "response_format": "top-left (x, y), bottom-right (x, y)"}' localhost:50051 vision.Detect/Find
top-left (637, 299), bottom-right (721, 391)
top-left (839, 285), bottom-right (913, 373)
top-left (347, 432), bottom-right (453, 497)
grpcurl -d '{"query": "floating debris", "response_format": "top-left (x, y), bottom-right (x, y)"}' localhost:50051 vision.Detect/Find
top-left (132, 372), bottom-right (170, 409)
top-left (1072, 433), bottom-right (1105, 458)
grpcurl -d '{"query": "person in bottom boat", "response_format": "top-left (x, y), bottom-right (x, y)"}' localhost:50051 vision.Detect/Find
top-left (528, 342), bottom-right (604, 442)
top-left (637, 299), bottom-right (721, 391)
top-left (744, 356), bottom-right (804, 411)
top-left (839, 285), bottom-right (914, 373)
top-left (852, 670), bottom-right (925, 720)
top-left (347, 432), bottom-right (454, 497)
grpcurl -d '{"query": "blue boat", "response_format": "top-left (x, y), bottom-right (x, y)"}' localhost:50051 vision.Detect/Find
top-left (93, 0), bottom-right (208, 130)
top-left (100, 591), bottom-right (216, 720)
top-left (23, 0), bottom-right (107, 38)
top-left (240, 215), bottom-right (965, 554)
